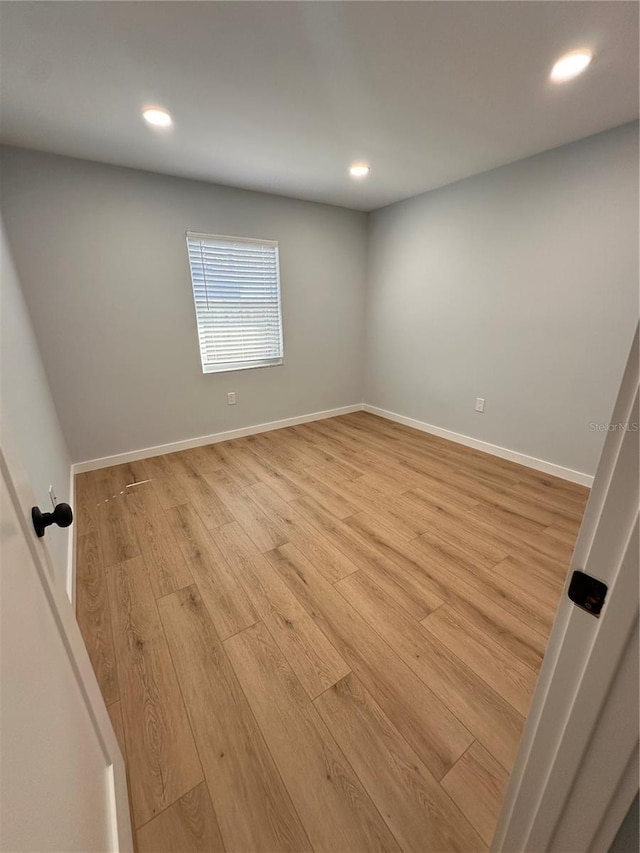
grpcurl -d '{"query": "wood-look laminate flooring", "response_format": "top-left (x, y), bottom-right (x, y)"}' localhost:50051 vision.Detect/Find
top-left (75, 412), bottom-right (589, 852)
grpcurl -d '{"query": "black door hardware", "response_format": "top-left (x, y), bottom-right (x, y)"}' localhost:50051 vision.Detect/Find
top-left (31, 503), bottom-right (74, 538)
top-left (568, 570), bottom-right (608, 617)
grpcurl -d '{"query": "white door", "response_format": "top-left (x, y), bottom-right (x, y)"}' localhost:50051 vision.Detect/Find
top-left (493, 325), bottom-right (639, 852)
top-left (0, 446), bottom-right (133, 852)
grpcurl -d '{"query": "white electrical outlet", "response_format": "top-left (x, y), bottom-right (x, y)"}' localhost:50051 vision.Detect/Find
top-left (227, 391), bottom-right (236, 405)
top-left (49, 485), bottom-right (58, 508)
top-left (475, 397), bottom-right (485, 413)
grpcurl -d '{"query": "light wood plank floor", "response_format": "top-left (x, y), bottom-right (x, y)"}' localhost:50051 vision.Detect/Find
top-left (75, 412), bottom-right (589, 852)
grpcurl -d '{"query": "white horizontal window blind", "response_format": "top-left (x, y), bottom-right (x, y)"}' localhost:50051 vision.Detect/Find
top-left (186, 232), bottom-right (284, 374)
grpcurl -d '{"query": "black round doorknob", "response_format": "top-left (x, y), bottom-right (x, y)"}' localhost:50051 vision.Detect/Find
top-left (32, 503), bottom-right (74, 538)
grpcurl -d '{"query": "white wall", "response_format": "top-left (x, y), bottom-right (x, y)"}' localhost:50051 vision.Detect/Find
top-left (0, 147), bottom-right (368, 463)
top-left (365, 123), bottom-right (639, 477)
top-left (1, 217), bottom-right (72, 588)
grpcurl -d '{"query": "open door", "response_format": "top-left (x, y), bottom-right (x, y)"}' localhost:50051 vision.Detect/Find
top-left (493, 325), bottom-right (639, 851)
top-left (0, 442), bottom-right (133, 852)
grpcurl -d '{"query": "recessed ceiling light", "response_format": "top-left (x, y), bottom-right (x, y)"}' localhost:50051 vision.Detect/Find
top-left (550, 50), bottom-right (593, 83)
top-left (142, 107), bottom-right (173, 128)
top-left (349, 163), bottom-right (370, 178)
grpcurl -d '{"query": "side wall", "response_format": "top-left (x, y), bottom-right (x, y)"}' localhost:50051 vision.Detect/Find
top-left (0, 147), bottom-right (368, 463)
top-left (1, 216), bottom-right (72, 590)
top-left (365, 123), bottom-right (639, 477)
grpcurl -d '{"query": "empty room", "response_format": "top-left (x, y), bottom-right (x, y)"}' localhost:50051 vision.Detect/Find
top-left (1, 2), bottom-right (638, 852)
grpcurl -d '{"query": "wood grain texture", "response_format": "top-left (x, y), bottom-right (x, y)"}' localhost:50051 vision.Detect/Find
top-left (319, 474), bottom-right (426, 540)
top-left (344, 511), bottom-right (547, 670)
top-left (225, 622), bottom-right (400, 853)
top-left (402, 536), bottom-right (550, 669)
top-left (336, 569), bottom-right (526, 772)
top-left (74, 472), bottom-right (102, 535)
top-left (107, 461), bottom-right (149, 491)
top-left (342, 512), bottom-right (444, 619)
top-left (411, 533), bottom-right (555, 638)
top-left (137, 783), bottom-right (225, 853)
top-left (421, 605), bottom-right (538, 716)
top-left (283, 466), bottom-right (358, 519)
top-left (489, 553), bottom-right (565, 613)
top-left (466, 503), bottom-right (575, 567)
top-left (151, 475), bottom-right (189, 510)
top-left (222, 440), bottom-right (303, 501)
top-left (203, 467), bottom-right (287, 552)
top-left (133, 505), bottom-right (194, 599)
top-left (213, 521), bottom-right (350, 698)
top-left (207, 441), bottom-right (260, 487)
top-left (172, 454), bottom-right (234, 529)
top-left (246, 481), bottom-right (359, 582)
top-left (315, 673), bottom-right (486, 852)
top-left (107, 557), bottom-right (202, 827)
top-left (411, 500), bottom-right (510, 569)
top-left (543, 523), bottom-right (580, 545)
top-left (290, 494), bottom-right (444, 615)
top-left (158, 586), bottom-right (311, 853)
top-left (166, 503), bottom-right (258, 639)
top-left (97, 487), bottom-right (140, 567)
top-left (126, 484), bottom-right (194, 599)
top-left (267, 544), bottom-right (474, 780)
top-left (140, 453), bottom-right (175, 480)
top-left (76, 531), bottom-right (119, 704)
top-left (75, 411), bottom-right (586, 851)
top-left (442, 742), bottom-right (510, 846)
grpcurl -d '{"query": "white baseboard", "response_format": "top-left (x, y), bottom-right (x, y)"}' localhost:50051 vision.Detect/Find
top-left (72, 399), bottom-right (594, 487)
top-left (362, 404), bottom-right (594, 487)
top-left (72, 404), bottom-right (362, 474)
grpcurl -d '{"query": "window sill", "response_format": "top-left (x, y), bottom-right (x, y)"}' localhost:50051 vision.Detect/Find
top-left (202, 359), bottom-right (284, 375)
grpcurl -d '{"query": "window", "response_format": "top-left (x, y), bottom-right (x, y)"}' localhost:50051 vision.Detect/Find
top-left (185, 232), bottom-right (284, 374)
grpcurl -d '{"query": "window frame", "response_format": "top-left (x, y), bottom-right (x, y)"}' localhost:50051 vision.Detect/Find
top-left (185, 231), bottom-right (284, 375)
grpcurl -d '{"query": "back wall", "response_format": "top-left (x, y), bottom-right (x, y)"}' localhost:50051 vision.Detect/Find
top-left (0, 147), bottom-right (368, 463)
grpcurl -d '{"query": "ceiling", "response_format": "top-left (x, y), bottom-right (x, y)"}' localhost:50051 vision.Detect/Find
top-left (0, 1), bottom-right (637, 211)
